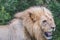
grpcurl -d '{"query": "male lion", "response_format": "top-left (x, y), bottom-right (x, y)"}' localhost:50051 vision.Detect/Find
top-left (0, 6), bottom-right (56, 40)
top-left (14, 6), bottom-right (56, 40)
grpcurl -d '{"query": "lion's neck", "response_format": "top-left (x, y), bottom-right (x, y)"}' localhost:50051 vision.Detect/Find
top-left (22, 15), bottom-right (34, 36)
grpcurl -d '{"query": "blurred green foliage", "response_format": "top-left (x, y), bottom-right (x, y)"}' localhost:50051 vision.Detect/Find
top-left (0, 6), bottom-right (11, 24)
top-left (0, 0), bottom-right (60, 40)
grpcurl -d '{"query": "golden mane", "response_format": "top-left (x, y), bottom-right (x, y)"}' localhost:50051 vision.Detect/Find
top-left (0, 6), bottom-right (55, 40)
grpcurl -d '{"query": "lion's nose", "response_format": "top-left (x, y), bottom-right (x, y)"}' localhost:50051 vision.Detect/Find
top-left (51, 27), bottom-right (55, 31)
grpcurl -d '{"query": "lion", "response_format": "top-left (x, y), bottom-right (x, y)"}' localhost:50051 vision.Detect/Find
top-left (0, 6), bottom-right (56, 40)
top-left (14, 6), bottom-right (56, 40)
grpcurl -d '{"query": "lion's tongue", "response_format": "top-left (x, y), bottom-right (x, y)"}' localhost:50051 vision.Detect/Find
top-left (45, 32), bottom-right (52, 37)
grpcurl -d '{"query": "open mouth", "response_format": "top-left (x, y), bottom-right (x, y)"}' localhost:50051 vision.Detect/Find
top-left (44, 32), bottom-right (52, 40)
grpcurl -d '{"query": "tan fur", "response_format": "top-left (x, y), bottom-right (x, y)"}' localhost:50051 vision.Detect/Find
top-left (0, 6), bottom-right (56, 40)
top-left (14, 6), bottom-right (56, 40)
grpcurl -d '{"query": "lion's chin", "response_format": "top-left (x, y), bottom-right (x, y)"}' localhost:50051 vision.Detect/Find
top-left (44, 32), bottom-right (52, 40)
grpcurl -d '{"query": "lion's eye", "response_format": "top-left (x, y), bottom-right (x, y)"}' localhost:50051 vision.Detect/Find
top-left (43, 20), bottom-right (47, 23)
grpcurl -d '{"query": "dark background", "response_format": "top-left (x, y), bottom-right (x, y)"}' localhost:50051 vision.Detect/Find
top-left (0, 0), bottom-right (60, 40)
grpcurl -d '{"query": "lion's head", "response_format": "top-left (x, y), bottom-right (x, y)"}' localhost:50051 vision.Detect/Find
top-left (38, 7), bottom-right (56, 40)
top-left (14, 6), bottom-right (56, 40)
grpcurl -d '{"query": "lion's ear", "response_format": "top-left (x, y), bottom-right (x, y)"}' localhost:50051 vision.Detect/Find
top-left (29, 12), bottom-right (39, 22)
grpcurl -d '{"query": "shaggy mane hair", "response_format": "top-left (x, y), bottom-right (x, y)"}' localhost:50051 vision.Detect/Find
top-left (0, 6), bottom-right (55, 40)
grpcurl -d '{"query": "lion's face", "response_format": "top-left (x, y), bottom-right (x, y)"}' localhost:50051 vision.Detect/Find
top-left (39, 7), bottom-right (56, 40)
top-left (40, 15), bottom-right (55, 39)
